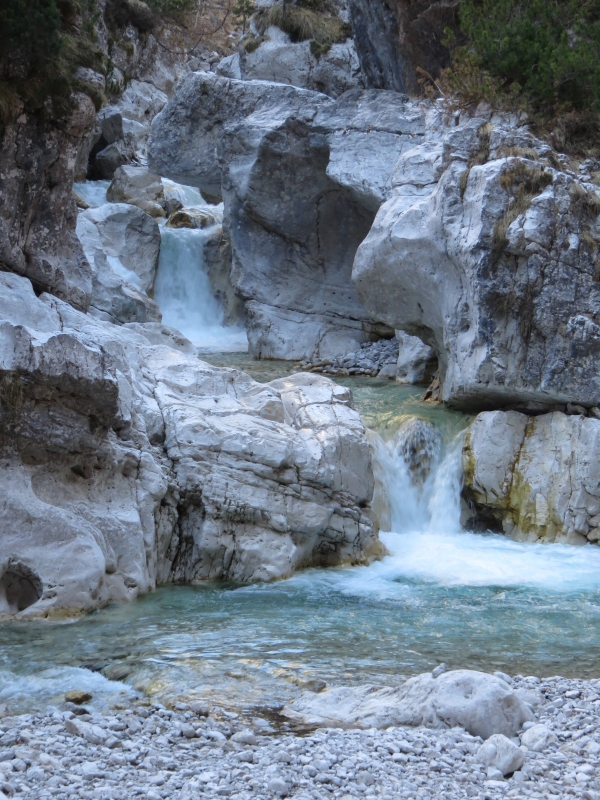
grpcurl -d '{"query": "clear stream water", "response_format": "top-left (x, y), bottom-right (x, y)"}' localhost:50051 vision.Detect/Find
top-left (2, 185), bottom-right (600, 716)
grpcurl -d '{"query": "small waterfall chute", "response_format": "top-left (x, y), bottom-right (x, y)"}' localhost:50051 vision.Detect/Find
top-left (153, 187), bottom-right (247, 352)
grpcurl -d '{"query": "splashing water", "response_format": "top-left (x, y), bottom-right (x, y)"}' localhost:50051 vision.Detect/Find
top-left (73, 180), bottom-right (110, 208)
top-left (153, 191), bottom-right (247, 351)
top-left (369, 418), bottom-right (600, 594)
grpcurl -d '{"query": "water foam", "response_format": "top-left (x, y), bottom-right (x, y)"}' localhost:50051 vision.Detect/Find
top-left (0, 666), bottom-right (137, 714)
top-left (359, 423), bottom-right (600, 596)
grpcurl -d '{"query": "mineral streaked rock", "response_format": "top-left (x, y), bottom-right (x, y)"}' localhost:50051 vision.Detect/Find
top-left (283, 669), bottom-right (534, 739)
top-left (463, 409), bottom-right (600, 544)
top-left (0, 272), bottom-right (380, 617)
top-left (354, 115), bottom-right (600, 410)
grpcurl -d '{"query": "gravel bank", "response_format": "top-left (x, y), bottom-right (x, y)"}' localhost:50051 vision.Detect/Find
top-left (1, 674), bottom-right (600, 800)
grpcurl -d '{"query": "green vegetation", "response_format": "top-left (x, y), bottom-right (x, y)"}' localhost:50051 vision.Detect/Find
top-left (0, 0), bottom-right (105, 123)
top-left (436, 0), bottom-right (600, 153)
top-left (459, 0), bottom-right (600, 113)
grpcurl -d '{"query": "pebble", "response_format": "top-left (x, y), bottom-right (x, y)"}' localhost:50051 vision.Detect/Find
top-left (299, 339), bottom-right (399, 379)
top-left (1, 674), bottom-right (600, 799)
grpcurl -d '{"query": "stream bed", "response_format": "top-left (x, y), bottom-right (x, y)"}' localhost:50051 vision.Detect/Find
top-left (2, 354), bottom-right (600, 716)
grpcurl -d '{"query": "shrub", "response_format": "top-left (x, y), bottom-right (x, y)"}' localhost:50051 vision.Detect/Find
top-left (253, 5), bottom-right (350, 45)
top-left (0, 0), bottom-right (105, 123)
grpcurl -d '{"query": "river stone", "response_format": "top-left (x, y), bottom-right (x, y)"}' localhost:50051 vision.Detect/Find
top-left (395, 330), bottom-right (437, 385)
top-left (107, 165), bottom-right (166, 218)
top-left (520, 723), bottom-right (557, 752)
top-left (477, 734), bottom-right (526, 776)
top-left (282, 669), bottom-right (534, 738)
top-left (463, 410), bottom-right (600, 544)
top-left (65, 690), bottom-right (93, 705)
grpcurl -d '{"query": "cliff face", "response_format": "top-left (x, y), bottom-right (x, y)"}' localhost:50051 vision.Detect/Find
top-left (0, 94), bottom-right (97, 311)
top-left (349, 0), bottom-right (460, 94)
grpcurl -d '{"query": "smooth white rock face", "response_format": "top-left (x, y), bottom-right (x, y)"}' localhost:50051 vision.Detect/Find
top-left (75, 204), bottom-right (161, 325)
top-left (395, 330), bottom-right (437, 385)
top-left (0, 272), bottom-right (379, 617)
top-left (149, 73), bottom-right (424, 360)
top-left (477, 734), bottom-right (526, 775)
top-left (463, 410), bottom-right (600, 544)
top-left (353, 113), bottom-right (600, 410)
top-left (239, 33), bottom-right (362, 98)
top-left (283, 670), bottom-right (534, 739)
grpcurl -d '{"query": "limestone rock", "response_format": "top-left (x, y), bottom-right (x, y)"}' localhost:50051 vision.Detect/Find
top-left (240, 31), bottom-right (362, 98)
top-left (477, 734), bottom-right (525, 776)
top-left (0, 94), bottom-right (95, 311)
top-left (76, 212), bottom-right (161, 325)
top-left (92, 136), bottom-right (136, 180)
top-left (354, 116), bottom-right (600, 410)
top-left (150, 72), bottom-right (423, 359)
top-left (107, 166), bottom-right (166, 218)
top-left (463, 410), bottom-right (600, 544)
top-left (0, 272), bottom-right (379, 617)
top-left (520, 723), bottom-right (557, 752)
top-left (283, 669), bottom-right (534, 738)
top-left (78, 203), bottom-right (161, 294)
top-left (396, 331), bottom-right (437, 385)
top-left (349, 0), bottom-right (459, 94)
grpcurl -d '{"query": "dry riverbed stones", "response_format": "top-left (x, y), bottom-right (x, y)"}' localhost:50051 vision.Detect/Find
top-left (0, 673), bottom-right (599, 799)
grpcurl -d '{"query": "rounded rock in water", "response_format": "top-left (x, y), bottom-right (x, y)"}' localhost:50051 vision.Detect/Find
top-left (394, 418), bottom-right (442, 485)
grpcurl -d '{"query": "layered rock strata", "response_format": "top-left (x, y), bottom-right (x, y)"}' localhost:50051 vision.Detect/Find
top-left (0, 272), bottom-right (379, 618)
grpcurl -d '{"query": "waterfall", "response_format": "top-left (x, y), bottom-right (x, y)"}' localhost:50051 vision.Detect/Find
top-left (153, 194), bottom-right (247, 352)
top-left (366, 417), bottom-right (600, 590)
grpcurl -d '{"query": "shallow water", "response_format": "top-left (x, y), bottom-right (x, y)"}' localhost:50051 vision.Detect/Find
top-left (2, 353), bottom-right (600, 714)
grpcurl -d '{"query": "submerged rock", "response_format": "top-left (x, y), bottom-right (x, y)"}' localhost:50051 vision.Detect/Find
top-left (393, 418), bottom-right (442, 486)
top-left (166, 207), bottom-right (217, 229)
top-left (463, 410), bottom-right (600, 544)
top-left (283, 669), bottom-right (534, 738)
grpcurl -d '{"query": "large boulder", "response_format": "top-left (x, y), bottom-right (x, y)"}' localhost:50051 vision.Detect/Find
top-left (0, 272), bottom-right (380, 617)
top-left (283, 670), bottom-right (534, 738)
top-left (149, 72), bottom-right (424, 359)
top-left (78, 203), bottom-right (161, 295)
top-left (353, 116), bottom-right (600, 410)
top-left (107, 165), bottom-right (166, 218)
top-left (0, 94), bottom-right (95, 311)
top-left (76, 211), bottom-right (161, 325)
top-left (463, 410), bottom-right (600, 544)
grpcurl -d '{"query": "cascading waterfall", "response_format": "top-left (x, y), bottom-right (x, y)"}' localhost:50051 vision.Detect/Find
top-left (153, 191), bottom-right (247, 352)
top-left (368, 419), bottom-right (600, 592)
